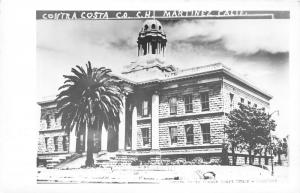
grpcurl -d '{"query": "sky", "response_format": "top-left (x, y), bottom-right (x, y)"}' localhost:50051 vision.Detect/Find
top-left (37, 18), bottom-right (289, 137)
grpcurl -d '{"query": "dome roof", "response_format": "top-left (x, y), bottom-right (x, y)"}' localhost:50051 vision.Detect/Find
top-left (140, 19), bottom-right (164, 34)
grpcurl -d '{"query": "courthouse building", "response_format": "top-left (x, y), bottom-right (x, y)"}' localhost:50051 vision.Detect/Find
top-left (37, 20), bottom-right (272, 166)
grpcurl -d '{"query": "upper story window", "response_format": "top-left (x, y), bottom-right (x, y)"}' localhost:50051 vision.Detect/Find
top-left (230, 93), bottom-right (234, 109)
top-left (54, 113), bottom-right (59, 123)
top-left (184, 95), bottom-right (193, 113)
top-left (185, 124), bottom-right (194, 145)
top-left (240, 98), bottom-right (245, 104)
top-left (142, 100), bottom-right (150, 117)
top-left (200, 92), bottom-right (210, 111)
top-left (248, 101), bottom-right (251, 106)
top-left (254, 103), bottom-right (258, 108)
top-left (201, 123), bottom-right (211, 144)
top-left (169, 126), bottom-right (178, 145)
top-left (45, 114), bottom-right (51, 129)
top-left (169, 97), bottom-right (177, 115)
top-left (53, 136), bottom-right (59, 152)
top-left (141, 128), bottom-right (150, 146)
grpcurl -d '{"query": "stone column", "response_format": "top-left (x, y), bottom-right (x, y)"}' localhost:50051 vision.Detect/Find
top-left (101, 125), bottom-right (108, 151)
top-left (118, 96), bottom-right (126, 151)
top-left (132, 105), bottom-right (137, 151)
top-left (151, 91), bottom-right (159, 150)
top-left (149, 42), bottom-right (152, 54)
top-left (69, 129), bottom-right (77, 153)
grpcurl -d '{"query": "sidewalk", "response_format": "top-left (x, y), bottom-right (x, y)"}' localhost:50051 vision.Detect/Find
top-left (37, 165), bottom-right (286, 183)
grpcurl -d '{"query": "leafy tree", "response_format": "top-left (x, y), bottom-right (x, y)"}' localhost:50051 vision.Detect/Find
top-left (272, 136), bottom-right (288, 165)
top-left (224, 119), bottom-right (244, 165)
top-left (225, 104), bottom-right (276, 165)
top-left (56, 61), bottom-right (124, 167)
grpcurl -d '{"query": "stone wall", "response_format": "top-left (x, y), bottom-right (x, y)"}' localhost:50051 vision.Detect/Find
top-left (223, 80), bottom-right (270, 114)
top-left (136, 80), bottom-right (226, 150)
top-left (38, 105), bottom-right (69, 154)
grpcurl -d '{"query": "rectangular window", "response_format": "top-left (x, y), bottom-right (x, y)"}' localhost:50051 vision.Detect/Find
top-left (240, 98), bottom-right (245, 104)
top-left (230, 93), bottom-right (234, 109)
top-left (62, 136), bottom-right (67, 151)
top-left (141, 128), bottom-right (149, 146)
top-left (45, 114), bottom-right (51, 129)
top-left (200, 92), bottom-right (210, 111)
top-left (169, 97), bottom-right (177, 115)
top-left (254, 103), bottom-right (257, 108)
top-left (54, 113), bottom-right (59, 122)
top-left (45, 137), bottom-right (49, 150)
top-left (201, 123), bottom-right (211, 144)
top-left (184, 95), bottom-right (193, 113)
top-left (185, 124), bottom-right (194, 145)
top-left (169, 126), bottom-right (178, 145)
top-left (248, 101), bottom-right (251, 106)
top-left (54, 136), bottom-right (59, 152)
top-left (142, 100), bottom-right (149, 117)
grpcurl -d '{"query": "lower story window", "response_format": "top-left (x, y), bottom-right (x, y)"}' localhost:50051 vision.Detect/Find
top-left (44, 137), bottom-right (49, 151)
top-left (169, 126), bottom-right (178, 145)
top-left (54, 136), bottom-right (59, 152)
top-left (185, 124), bottom-right (194, 145)
top-left (201, 123), bottom-right (211, 144)
top-left (141, 128), bottom-right (149, 146)
top-left (62, 136), bottom-right (68, 151)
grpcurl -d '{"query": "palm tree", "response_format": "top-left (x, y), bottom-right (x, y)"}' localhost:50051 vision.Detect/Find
top-left (56, 61), bottom-right (124, 167)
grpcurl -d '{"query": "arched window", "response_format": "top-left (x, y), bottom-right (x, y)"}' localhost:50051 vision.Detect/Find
top-left (159, 25), bottom-right (161, 30)
top-left (144, 25), bottom-right (148, 30)
top-left (151, 24), bottom-right (155, 29)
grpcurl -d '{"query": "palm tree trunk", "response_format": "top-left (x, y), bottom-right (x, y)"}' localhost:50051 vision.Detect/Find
top-left (232, 147), bottom-right (236, 166)
top-left (248, 149), bottom-right (253, 165)
top-left (264, 149), bottom-right (268, 165)
top-left (85, 128), bottom-right (94, 167)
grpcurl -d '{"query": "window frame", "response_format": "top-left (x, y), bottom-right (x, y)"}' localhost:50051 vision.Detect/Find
top-left (230, 93), bottom-right (234, 109)
top-left (200, 92), bottom-right (210, 111)
top-left (184, 94), bottom-right (193, 113)
top-left (201, 123), bottom-right (211, 144)
top-left (169, 126), bottom-right (178, 145)
top-left (141, 100), bottom-right (150, 117)
top-left (45, 137), bottom-right (49, 151)
top-left (45, 114), bottom-right (51, 129)
top-left (141, 128), bottom-right (150, 146)
top-left (169, 97), bottom-right (177, 115)
top-left (53, 136), bottom-right (59, 152)
top-left (240, 97), bottom-right (245, 104)
top-left (62, 136), bottom-right (68, 151)
top-left (185, 124), bottom-right (194, 145)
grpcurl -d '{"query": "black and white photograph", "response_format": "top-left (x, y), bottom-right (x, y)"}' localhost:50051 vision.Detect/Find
top-left (36, 10), bottom-right (290, 183)
top-left (1, 0), bottom-right (300, 192)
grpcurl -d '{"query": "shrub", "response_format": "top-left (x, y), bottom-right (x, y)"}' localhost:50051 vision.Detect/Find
top-left (131, 159), bottom-right (141, 166)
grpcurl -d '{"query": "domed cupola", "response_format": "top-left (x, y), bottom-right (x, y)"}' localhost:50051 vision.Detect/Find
top-left (137, 20), bottom-right (167, 56)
